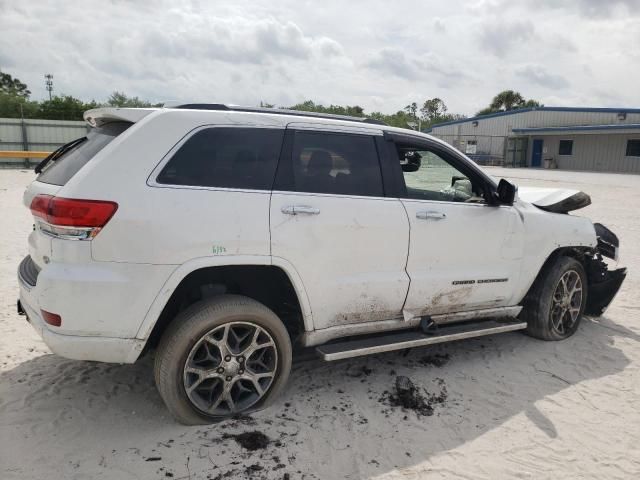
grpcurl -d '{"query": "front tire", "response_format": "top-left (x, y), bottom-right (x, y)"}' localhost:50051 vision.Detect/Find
top-left (154, 295), bottom-right (292, 425)
top-left (522, 256), bottom-right (588, 341)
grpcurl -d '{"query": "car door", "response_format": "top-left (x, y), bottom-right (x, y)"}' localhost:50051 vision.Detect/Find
top-left (270, 124), bottom-right (410, 330)
top-left (387, 134), bottom-right (524, 320)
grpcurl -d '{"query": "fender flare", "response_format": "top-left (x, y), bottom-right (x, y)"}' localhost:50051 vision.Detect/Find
top-left (135, 255), bottom-right (314, 340)
top-left (516, 245), bottom-right (593, 305)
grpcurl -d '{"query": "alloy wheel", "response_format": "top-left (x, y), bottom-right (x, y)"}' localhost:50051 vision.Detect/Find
top-left (550, 270), bottom-right (583, 335)
top-left (183, 322), bottom-right (278, 415)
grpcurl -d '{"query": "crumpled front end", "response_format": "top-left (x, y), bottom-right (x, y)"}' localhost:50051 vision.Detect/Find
top-left (584, 223), bottom-right (627, 316)
top-left (518, 186), bottom-right (591, 213)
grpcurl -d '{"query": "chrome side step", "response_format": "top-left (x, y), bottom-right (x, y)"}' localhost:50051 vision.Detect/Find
top-left (316, 319), bottom-right (527, 361)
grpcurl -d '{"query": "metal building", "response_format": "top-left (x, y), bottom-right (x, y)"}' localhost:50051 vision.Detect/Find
top-left (0, 117), bottom-right (88, 167)
top-left (426, 107), bottom-right (640, 174)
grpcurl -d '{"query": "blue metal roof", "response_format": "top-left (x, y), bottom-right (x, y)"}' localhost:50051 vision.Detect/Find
top-left (512, 123), bottom-right (640, 134)
top-left (426, 106), bottom-right (640, 131)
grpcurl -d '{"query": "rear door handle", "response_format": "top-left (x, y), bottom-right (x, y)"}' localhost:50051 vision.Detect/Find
top-left (281, 205), bottom-right (320, 215)
top-left (416, 211), bottom-right (446, 220)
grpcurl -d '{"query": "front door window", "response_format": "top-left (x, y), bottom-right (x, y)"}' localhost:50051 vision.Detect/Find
top-left (400, 148), bottom-right (485, 203)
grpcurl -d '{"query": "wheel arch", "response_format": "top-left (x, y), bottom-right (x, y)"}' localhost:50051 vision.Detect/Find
top-left (136, 256), bottom-right (314, 351)
top-left (520, 246), bottom-right (592, 305)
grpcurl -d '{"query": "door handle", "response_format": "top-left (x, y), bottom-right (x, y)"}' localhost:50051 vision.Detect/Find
top-left (416, 211), bottom-right (446, 220)
top-left (281, 205), bottom-right (320, 215)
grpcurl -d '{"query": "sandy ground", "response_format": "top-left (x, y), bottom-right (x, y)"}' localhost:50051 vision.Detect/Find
top-left (1, 167), bottom-right (639, 479)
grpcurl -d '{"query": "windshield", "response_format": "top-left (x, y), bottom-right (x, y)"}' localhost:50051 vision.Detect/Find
top-left (36, 121), bottom-right (132, 186)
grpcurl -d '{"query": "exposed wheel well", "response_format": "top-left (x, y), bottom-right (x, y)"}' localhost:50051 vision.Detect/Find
top-left (145, 265), bottom-right (305, 353)
top-left (522, 246), bottom-right (593, 303)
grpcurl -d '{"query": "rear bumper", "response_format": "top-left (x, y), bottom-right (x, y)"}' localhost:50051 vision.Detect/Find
top-left (16, 254), bottom-right (172, 363)
top-left (18, 294), bottom-right (144, 363)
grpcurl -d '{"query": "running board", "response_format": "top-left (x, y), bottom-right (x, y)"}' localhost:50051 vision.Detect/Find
top-left (316, 319), bottom-right (527, 361)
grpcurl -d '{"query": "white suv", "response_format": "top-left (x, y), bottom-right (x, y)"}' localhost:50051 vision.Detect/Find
top-left (17, 104), bottom-right (626, 424)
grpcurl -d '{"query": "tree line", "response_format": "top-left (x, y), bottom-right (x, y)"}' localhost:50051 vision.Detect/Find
top-left (1, 70), bottom-right (542, 127)
top-left (0, 71), bottom-right (163, 121)
top-left (282, 98), bottom-right (465, 129)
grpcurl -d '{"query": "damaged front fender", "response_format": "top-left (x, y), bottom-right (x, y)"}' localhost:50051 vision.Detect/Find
top-left (594, 222), bottom-right (619, 261)
top-left (584, 223), bottom-right (626, 316)
top-left (518, 187), bottom-right (591, 213)
top-left (585, 265), bottom-right (627, 316)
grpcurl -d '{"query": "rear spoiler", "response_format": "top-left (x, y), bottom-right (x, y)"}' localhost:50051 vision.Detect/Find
top-left (83, 107), bottom-right (157, 127)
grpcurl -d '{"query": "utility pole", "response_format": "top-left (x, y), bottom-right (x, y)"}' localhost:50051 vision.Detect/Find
top-left (44, 74), bottom-right (53, 100)
top-left (406, 119), bottom-right (422, 131)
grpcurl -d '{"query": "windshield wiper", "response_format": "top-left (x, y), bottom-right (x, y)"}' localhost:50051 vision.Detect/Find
top-left (34, 136), bottom-right (87, 174)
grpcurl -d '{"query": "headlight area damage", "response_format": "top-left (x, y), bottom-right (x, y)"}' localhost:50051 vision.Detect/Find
top-left (518, 187), bottom-right (592, 213)
top-left (517, 187), bottom-right (626, 315)
top-left (584, 223), bottom-right (627, 316)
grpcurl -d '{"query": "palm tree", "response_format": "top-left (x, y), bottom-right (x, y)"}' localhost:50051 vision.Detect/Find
top-left (489, 90), bottom-right (525, 111)
top-left (476, 91), bottom-right (543, 116)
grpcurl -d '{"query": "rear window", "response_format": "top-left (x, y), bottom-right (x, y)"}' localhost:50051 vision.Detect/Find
top-left (156, 127), bottom-right (284, 190)
top-left (36, 121), bottom-right (132, 186)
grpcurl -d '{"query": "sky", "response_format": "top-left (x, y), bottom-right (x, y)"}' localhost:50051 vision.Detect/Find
top-left (1, 0), bottom-right (639, 116)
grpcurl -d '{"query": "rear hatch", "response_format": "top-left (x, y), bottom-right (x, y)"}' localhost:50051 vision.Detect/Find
top-left (23, 108), bottom-right (153, 271)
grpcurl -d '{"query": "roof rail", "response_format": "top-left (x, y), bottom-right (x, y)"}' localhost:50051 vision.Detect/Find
top-left (172, 103), bottom-right (387, 126)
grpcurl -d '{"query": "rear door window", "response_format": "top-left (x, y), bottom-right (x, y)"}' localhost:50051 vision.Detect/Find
top-left (157, 127), bottom-right (284, 190)
top-left (36, 121), bottom-right (132, 186)
top-left (275, 130), bottom-right (384, 197)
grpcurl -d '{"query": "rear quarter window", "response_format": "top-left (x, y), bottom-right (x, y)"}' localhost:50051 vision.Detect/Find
top-left (36, 121), bottom-right (132, 186)
top-left (156, 127), bottom-right (284, 190)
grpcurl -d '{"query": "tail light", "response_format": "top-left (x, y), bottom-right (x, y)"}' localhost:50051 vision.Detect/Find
top-left (41, 309), bottom-right (62, 327)
top-left (30, 194), bottom-right (118, 240)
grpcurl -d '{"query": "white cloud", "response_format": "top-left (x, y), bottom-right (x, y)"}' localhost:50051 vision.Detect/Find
top-left (479, 21), bottom-right (536, 58)
top-left (516, 65), bottom-right (570, 89)
top-left (0, 0), bottom-right (638, 116)
top-left (433, 18), bottom-right (446, 33)
top-left (366, 48), bottom-right (425, 80)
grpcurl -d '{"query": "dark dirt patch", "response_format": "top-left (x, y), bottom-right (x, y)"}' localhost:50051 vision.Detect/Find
top-left (144, 457), bottom-right (162, 462)
top-left (419, 353), bottom-right (450, 367)
top-left (222, 415), bottom-right (257, 428)
top-left (380, 376), bottom-right (448, 417)
top-left (223, 431), bottom-right (270, 451)
top-left (245, 463), bottom-right (264, 475)
top-left (348, 365), bottom-right (373, 378)
top-left (209, 470), bottom-right (238, 480)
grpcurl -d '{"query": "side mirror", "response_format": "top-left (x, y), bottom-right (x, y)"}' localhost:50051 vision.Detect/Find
top-left (496, 179), bottom-right (517, 205)
top-left (451, 175), bottom-right (466, 187)
top-left (401, 151), bottom-right (421, 172)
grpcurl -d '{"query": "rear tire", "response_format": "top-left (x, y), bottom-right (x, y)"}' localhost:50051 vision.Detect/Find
top-left (154, 294), bottom-right (292, 425)
top-left (522, 256), bottom-right (588, 341)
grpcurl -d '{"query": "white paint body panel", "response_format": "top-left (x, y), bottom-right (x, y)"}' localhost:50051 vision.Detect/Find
top-left (510, 200), bottom-right (596, 301)
top-left (401, 201), bottom-right (523, 318)
top-left (91, 187), bottom-right (272, 264)
top-left (19, 107), bottom-right (599, 363)
top-left (270, 192), bottom-right (410, 330)
top-left (517, 186), bottom-right (582, 208)
top-left (19, 290), bottom-right (144, 363)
